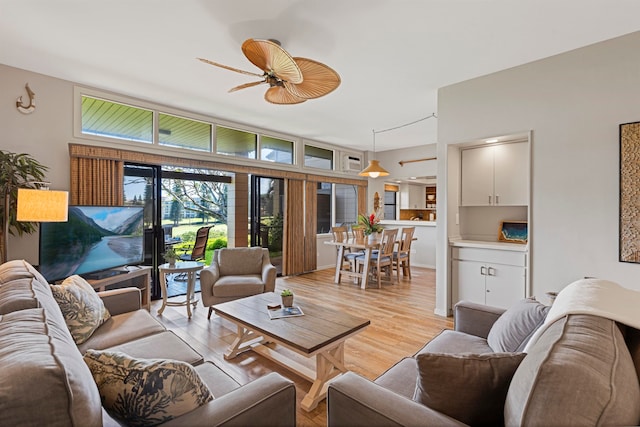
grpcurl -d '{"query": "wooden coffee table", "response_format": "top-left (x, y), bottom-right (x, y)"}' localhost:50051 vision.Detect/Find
top-left (213, 292), bottom-right (370, 411)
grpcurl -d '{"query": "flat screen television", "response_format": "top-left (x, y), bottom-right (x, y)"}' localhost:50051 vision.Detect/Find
top-left (39, 205), bottom-right (145, 282)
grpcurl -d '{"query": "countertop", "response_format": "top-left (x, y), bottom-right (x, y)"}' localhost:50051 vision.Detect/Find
top-left (380, 220), bottom-right (436, 227)
top-left (449, 238), bottom-right (528, 251)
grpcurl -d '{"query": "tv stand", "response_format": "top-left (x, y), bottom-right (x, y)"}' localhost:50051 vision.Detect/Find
top-left (86, 266), bottom-right (151, 311)
top-left (83, 269), bottom-right (129, 281)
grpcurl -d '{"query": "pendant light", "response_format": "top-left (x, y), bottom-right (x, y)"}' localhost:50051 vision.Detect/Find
top-left (359, 130), bottom-right (389, 178)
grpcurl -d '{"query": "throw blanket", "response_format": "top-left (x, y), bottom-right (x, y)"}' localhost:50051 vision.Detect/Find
top-left (524, 278), bottom-right (640, 352)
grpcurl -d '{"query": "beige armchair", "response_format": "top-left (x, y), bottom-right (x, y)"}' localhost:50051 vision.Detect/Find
top-left (200, 247), bottom-right (276, 319)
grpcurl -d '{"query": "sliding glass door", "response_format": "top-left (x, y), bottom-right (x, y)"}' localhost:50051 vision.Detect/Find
top-left (250, 176), bottom-right (284, 275)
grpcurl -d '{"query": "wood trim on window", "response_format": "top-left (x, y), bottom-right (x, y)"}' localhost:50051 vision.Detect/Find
top-left (69, 143), bottom-right (367, 187)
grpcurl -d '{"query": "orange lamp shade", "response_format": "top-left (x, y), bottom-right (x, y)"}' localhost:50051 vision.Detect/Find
top-left (16, 188), bottom-right (69, 222)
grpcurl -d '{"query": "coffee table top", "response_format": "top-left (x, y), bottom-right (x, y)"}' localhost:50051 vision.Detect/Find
top-left (213, 292), bottom-right (370, 354)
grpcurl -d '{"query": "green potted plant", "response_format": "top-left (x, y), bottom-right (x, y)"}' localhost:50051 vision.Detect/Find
top-left (281, 289), bottom-right (294, 307)
top-left (164, 247), bottom-right (179, 266)
top-left (0, 151), bottom-right (48, 263)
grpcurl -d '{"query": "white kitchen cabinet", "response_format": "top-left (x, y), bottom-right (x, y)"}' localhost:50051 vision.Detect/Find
top-left (461, 142), bottom-right (528, 206)
top-left (400, 184), bottom-right (426, 209)
top-left (451, 246), bottom-right (526, 309)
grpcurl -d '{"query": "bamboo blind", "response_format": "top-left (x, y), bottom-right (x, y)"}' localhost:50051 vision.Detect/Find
top-left (283, 179), bottom-right (305, 275)
top-left (358, 185), bottom-right (367, 215)
top-left (70, 157), bottom-right (123, 205)
top-left (304, 181), bottom-right (317, 273)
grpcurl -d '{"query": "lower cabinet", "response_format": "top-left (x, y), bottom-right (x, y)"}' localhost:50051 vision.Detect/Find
top-left (451, 246), bottom-right (526, 309)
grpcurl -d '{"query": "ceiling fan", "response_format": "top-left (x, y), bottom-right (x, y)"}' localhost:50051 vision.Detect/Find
top-left (198, 38), bottom-right (341, 105)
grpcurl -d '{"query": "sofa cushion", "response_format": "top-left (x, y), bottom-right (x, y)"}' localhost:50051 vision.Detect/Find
top-left (0, 259), bottom-right (63, 318)
top-left (414, 352), bottom-right (525, 426)
top-left (417, 329), bottom-right (494, 355)
top-left (0, 308), bottom-right (102, 427)
top-left (105, 330), bottom-right (204, 366)
top-left (374, 357), bottom-right (419, 399)
top-left (505, 314), bottom-right (640, 426)
top-left (213, 275), bottom-right (265, 297)
top-left (487, 297), bottom-right (550, 352)
top-left (0, 277), bottom-right (39, 314)
top-left (218, 247), bottom-right (263, 276)
top-left (50, 275), bottom-right (111, 344)
top-left (83, 350), bottom-right (213, 427)
top-left (77, 309), bottom-right (166, 353)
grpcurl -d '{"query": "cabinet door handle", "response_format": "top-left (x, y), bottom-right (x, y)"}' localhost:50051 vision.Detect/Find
top-left (480, 266), bottom-right (487, 276)
top-left (495, 194), bottom-right (500, 204)
top-left (488, 267), bottom-right (496, 276)
top-left (488, 195), bottom-right (492, 204)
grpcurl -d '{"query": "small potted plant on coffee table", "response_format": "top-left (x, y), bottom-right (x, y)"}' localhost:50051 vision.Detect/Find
top-left (281, 289), bottom-right (294, 307)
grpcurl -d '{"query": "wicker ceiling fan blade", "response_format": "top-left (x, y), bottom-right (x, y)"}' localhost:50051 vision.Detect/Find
top-left (284, 57), bottom-right (341, 99)
top-left (264, 86), bottom-right (307, 105)
top-left (242, 39), bottom-right (303, 84)
top-left (197, 57), bottom-right (264, 78)
top-left (229, 80), bottom-right (266, 93)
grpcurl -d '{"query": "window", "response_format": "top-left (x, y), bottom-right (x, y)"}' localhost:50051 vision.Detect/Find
top-left (316, 183), bottom-right (359, 233)
top-left (81, 96), bottom-right (153, 143)
top-left (216, 126), bottom-right (256, 159)
top-left (261, 135), bottom-right (293, 164)
top-left (384, 190), bottom-right (397, 220)
top-left (316, 182), bottom-right (332, 233)
top-left (335, 184), bottom-right (358, 226)
top-left (304, 145), bottom-right (333, 170)
top-left (158, 113), bottom-right (211, 151)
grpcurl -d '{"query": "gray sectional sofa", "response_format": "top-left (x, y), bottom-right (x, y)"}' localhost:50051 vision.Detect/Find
top-left (328, 299), bottom-right (640, 426)
top-left (0, 260), bottom-right (296, 426)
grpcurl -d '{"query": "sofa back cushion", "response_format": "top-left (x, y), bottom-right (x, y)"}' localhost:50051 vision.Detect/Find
top-left (218, 248), bottom-right (264, 276)
top-left (505, 314), bottom-right (640, 426)
top-left (0, 260), bottom-right (50, 314)
top-left (0, 308), bottom-right (102, 427)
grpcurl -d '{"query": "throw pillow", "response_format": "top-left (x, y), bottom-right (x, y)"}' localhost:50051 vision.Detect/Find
top-left (487, 297), bottom-right (550, 352)
top-left (413, 352), bottom-right (526, 426)
top-left (83, 350), bottom-right (213, 427)
top-left (50, 275), bottom-right (110, 344)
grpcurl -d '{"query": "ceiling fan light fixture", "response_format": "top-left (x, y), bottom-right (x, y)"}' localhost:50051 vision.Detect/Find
top-left (198, 38), bottom-right (340, 105)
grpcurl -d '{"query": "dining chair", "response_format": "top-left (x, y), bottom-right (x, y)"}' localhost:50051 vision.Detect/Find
top-left (393, 226), bottom-right (415, 281)
top-left (344, 225), bottom-right (366, 271)
top-left (355, 228), bottom-right (398, 288)
top-left (332, 226), bottom-right (350, 269)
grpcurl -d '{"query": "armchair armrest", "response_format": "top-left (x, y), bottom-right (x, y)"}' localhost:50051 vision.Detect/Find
top-left (328, 372), bottom-right (466, 427)
top-left (98, 287), bottom-right (141, 315)
top-left (261, 259), bottom-right (276, 293)
top-left (161, 372), bottom-right (296, 427)
top-left (454, 300), bottom-right (505, 339)
top-left (199, 263), bottom-right (220, 307)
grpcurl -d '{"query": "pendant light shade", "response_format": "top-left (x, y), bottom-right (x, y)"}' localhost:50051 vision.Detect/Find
top-left (359, 130), bottom-right (389, 178)
top-left (358, 160), bottom-right (389, 178)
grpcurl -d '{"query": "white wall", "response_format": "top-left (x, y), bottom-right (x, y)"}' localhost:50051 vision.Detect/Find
top-left (436, 31), bottom-right (640, 313)
top-left (1, 65), bottom-right (76, 263)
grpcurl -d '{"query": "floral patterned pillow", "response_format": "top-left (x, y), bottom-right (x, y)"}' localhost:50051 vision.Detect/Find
top-left (83, 350), bottom-right (213, 426)
top-left (50, 275), bottom-right (111, 344)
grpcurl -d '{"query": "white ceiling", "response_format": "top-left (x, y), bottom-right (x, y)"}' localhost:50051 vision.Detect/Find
top-left (2, 1), bottom-right (640, 152)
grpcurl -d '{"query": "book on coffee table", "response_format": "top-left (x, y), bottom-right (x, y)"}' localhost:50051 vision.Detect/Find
top-left (268, 306), bottom-right (304, 319)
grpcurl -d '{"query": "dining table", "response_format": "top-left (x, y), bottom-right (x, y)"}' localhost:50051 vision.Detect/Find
top-left (324, 236), bottom-right (381, 289)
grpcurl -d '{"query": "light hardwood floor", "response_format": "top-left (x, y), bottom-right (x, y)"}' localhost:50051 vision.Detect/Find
top-left (151, 266), bottom-right (453, 426)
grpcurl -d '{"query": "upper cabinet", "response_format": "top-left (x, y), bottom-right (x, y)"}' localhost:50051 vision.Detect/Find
top-left (460, 142), bottom-right (528, 206)
top-left (400, 184), bottom-right (426, 209)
